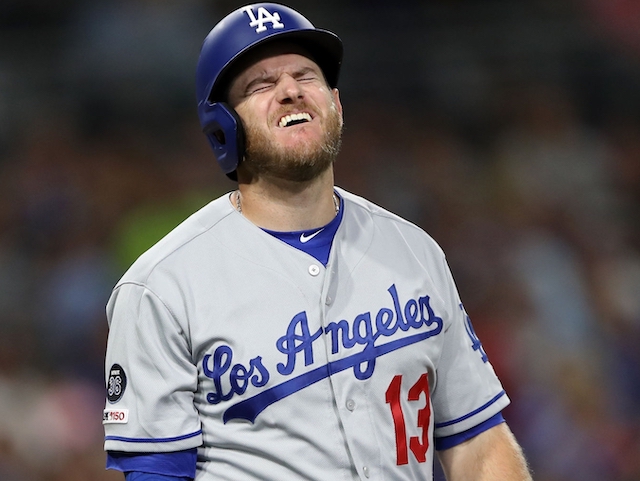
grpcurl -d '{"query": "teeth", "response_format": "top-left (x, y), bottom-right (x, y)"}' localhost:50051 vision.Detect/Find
top-left (279, 112), bottom-right (312, 128)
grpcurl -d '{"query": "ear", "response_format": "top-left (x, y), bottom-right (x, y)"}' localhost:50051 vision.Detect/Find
top-left (332, 88), bottom-right (344, 127)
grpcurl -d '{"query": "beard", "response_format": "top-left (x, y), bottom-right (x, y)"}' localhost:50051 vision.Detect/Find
top-left (242, 103), bottom-right (343, 183)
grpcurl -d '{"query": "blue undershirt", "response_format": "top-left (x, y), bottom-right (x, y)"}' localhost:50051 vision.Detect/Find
top-left (107, 449), bottom-right (196, 479)
top-left (125, 472), bottom-right (191, 481)
top-left (262, 191), bottom-right (344, 266)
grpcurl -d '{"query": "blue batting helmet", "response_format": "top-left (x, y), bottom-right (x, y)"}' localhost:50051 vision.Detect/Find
top-left (196, 3), bottom-right (343, 179)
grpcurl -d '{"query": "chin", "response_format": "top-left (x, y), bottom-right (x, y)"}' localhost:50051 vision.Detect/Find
top-left (244, 114), bottom-right (342, 181)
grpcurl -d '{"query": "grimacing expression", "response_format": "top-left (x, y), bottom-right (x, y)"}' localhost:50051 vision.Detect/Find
top-left (228, 50), bottom-right (343, 182)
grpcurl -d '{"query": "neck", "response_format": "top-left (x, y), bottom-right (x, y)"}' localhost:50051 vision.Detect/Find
top-left (234, 169), bottom-right (337, 231)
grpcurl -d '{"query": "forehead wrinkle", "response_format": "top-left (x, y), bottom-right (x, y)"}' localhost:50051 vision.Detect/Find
top-left (248, 57), bottom-right (318, 81)
top-left (234, 58), bottom-right (323, 102)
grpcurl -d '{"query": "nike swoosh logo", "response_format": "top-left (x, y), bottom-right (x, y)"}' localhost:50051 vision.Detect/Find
top-left (300, 228), bottom-right (324, 243)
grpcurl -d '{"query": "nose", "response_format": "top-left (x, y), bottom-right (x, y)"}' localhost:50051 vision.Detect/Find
top-left (276, 74), bottom-right (303, 103)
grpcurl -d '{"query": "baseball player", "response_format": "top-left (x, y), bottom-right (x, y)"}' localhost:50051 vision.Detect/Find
top-left (103, 3), bottom-right (532, 480)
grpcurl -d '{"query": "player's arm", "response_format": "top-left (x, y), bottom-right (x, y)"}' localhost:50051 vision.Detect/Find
top-left (437, 422), bottom-right (532, 481)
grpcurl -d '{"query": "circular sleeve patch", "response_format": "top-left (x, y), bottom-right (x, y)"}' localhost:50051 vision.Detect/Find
top-left (107, 364), bottom-right (127, 403)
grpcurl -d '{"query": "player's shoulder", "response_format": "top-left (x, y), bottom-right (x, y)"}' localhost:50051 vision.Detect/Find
top-left (337, 187), bottom-right (445, 256)
top-left (115, 192), bottom-right (235, 286)
top-left (338, 187), bottom-right (423, 231)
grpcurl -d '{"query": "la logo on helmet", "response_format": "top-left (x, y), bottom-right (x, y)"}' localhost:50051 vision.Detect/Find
top-left (243, 6), bottom-right (285, 33)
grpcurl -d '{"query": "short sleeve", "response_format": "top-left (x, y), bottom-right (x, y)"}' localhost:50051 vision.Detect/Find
top-left (431, 259), bottom-right (510, 439)
top-left (103, 282), bottom-right (202, 452)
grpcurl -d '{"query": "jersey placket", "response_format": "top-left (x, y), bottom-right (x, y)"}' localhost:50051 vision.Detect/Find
top-left (318, 254), bottom-right (381, 481)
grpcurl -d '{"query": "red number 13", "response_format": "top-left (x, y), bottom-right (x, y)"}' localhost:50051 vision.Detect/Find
top-left (385, 373), bottom-right (431, 465)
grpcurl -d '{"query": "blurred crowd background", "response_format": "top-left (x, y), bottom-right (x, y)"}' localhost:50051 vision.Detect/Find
top-left (1, 0), bottom-right (639, 480)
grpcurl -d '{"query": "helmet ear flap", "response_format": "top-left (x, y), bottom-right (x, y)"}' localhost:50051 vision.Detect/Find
top-left (202, 102), bottom-right (246, 179)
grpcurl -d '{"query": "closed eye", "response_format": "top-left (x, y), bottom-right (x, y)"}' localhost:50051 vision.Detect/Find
top-left (247, 82), bottom-right (274, 95)
top-left (244, 67), bottom-right (323, 96)
top-left (294, 67), bottom-right (321, 83)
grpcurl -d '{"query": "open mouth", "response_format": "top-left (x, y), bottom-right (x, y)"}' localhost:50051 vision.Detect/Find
top-left (278, 112), bottom-right (312, 128)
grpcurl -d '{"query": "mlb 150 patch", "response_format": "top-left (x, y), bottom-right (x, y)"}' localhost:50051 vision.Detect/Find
top-left (103, 409), bottom-right (129, 424)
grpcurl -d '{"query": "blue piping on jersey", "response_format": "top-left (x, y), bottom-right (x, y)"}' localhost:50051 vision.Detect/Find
top-left (435, 412), bottom-right (505, 450)
top-left (105, 429), bottom-right (202, 444)
top-left (434, 391), bottom-right (506, 428)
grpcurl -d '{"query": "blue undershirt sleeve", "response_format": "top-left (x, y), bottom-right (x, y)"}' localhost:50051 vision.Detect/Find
top-left (125, 473), bottom-right (192, 481)
top-left (435, 412), bottom-right (505, 451)
top-left (107, 448), bottom-right (196, 479)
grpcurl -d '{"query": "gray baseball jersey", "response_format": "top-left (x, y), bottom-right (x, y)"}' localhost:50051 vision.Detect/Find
top-left (103, 187), bottom-right (509, 480)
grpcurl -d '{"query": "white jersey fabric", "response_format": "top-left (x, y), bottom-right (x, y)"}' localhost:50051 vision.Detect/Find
top-left (103, 187), bottom-right (509, 481)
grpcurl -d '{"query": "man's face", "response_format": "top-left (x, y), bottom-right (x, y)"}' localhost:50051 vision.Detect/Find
top-left (227, 48), bottom-right (343, 182)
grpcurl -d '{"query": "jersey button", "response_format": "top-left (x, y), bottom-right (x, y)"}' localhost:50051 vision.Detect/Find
top-left (363, 466), bottom-right (370, 478)
top-left (308, 264), bottom-right (320, 276)
top-left (346, 399), bottom-right (356, 411)
top-left (325, 296), bottom-right (332, 305)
